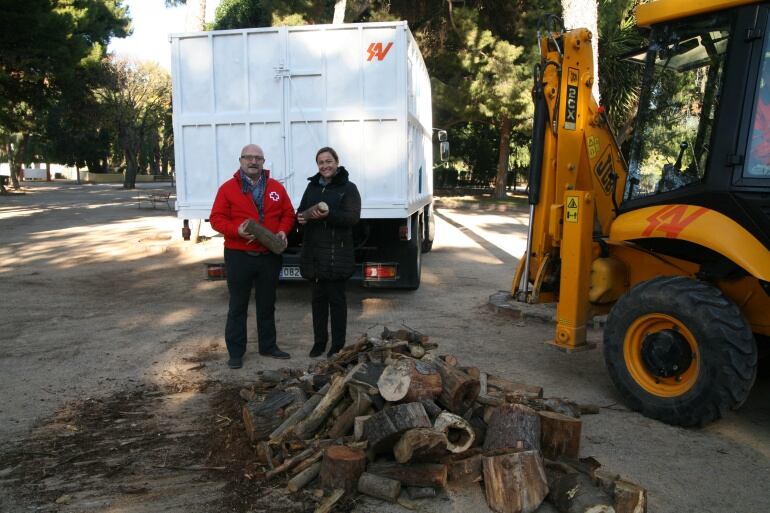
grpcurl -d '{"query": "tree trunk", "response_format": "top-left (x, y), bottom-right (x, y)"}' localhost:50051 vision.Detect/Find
top-left (495, 115), bottom-right (512, 199)
top-left (333, 0), bottom-right (346, 24)
top-left (45, 162), bottom-right (51, 182)
top-left (319, 445), bottom-right (367, 493)
top-left (185, 0), bottom-right (206, 31)
top-left (483, 450), bottom-right (548, 513)
top-left (123, 147), bottom-right (139, 189)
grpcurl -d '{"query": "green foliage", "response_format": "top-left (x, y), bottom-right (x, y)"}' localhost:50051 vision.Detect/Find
top-left (213, 0), bottom-right (270, 29)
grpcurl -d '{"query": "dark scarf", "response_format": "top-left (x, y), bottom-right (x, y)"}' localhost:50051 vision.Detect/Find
top-left (240, 169), bottom-right (266, 221)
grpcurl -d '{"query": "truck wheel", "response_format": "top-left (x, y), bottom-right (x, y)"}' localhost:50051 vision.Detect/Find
top-left (421, 205), bottom-right (434, 253)
top-left (603, 275), bottom-right (757, 427)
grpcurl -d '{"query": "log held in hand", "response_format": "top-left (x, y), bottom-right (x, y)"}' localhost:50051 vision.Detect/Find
top-left (244, 219), bottom-right (287, 254)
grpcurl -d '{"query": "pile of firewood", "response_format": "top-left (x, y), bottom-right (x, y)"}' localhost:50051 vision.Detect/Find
top-left (239, 328), bottom-right (646, 513)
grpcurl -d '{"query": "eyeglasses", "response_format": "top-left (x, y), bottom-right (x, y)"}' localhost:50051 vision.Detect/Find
top-left (241, 155), bottom-right (265, 161)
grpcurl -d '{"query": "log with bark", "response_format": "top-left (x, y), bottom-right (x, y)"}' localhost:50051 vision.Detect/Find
top-left (357, 472), bottom-right (402, 502)
top-left (433, 411), bottom-right (475, 453)
top-left (424, 355), bottom-right (480, 414)
top-left (486, 374), bottom-right (543, 399)
top-left (314, 488), bottom-right (344, 513)
top-left (243, 219), bottom-right (288, 254)
top-left (377, 358), bottom-right (442, 403)
top-left (299, 201), bottom-right (329, 219)
top-left (328, 387), bottom-right (373, 439)
top-left (547, 471), bottom-right (615, 513)
top-left (270, 383), bottom-right (330, 441)
top-left (364, 402), bottom-right (431, 453)
top-left (483, 450), bottom-right (548, 513)
top-left (483, 403), bottom-right (541, 453)
top-left (287, 461), bottom-right (321, 492)
top-left (367, 460), bottom-right (448, 488)
top-left (393, 428), bottom-right (448, 463)
top-left (593, 470), bottom-right (647, 513)
top-left (292, 364), bottom-right (362, 440)
top-left (319, 445), bottom-right (367, 493)
top-left (539, 411), bottom-right (582, 460)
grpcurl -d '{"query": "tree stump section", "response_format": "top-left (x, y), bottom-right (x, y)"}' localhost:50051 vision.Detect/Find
top-left (319, 445), bottom-right (366, 493)
top-left (367, 461), bottom-right (448, 488)
top-left (378, 358), bottom-right (442, 403)
top-left (483, 403), bottom-right (541, 453)
top-left (434, 411), bottom-right (475, 453)
top-left (425, 355), bottom-right (480, 414)
top-left (539, 410), bottom-right (582, 460)
top-left (364, 402), bottom-right (431, 453)
top-left (357, 472), bottom-right (402, 502)
top-left (394, 428), bottom-right (448, 463)
top-left (483, 450), bottom-right (548, 513)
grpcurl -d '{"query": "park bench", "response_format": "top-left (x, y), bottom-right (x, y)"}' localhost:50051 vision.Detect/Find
top-left (138, 191), bottom-right (173, 210)
top-left (152, 174), bottom-right (174, 185)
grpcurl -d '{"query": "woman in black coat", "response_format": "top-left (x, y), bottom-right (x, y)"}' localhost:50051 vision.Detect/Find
top-left (296, 147), bottom-right (361, 358)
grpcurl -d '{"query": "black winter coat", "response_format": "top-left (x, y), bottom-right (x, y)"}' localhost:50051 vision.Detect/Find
top-left (297, 167), bottom-right (361, 280)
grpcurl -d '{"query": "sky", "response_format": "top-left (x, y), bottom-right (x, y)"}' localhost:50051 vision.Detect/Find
top-left (108, 0), bottom-right (221, 70)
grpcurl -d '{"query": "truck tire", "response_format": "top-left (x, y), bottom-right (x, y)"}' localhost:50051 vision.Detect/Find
top-left (421, 205), bottom-right (434, 253)
top-left (603, 275), bottom-right (757, 427)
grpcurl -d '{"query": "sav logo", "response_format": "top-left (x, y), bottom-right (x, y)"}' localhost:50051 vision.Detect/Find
top-left (367, 42), bottom-right (393, 61)
top-left (269, 191), bottom-right (280, 202)
top-left (642, 205), bottom-right (708, 239)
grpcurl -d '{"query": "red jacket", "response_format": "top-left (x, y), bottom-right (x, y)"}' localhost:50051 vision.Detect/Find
top-left (210, 170), bottom-right (295, 252)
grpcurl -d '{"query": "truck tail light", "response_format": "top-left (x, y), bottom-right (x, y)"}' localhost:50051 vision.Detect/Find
top-left (364, 263), bottom-right (397, 280)
top-left (206, 263), bottom-right (226, 280)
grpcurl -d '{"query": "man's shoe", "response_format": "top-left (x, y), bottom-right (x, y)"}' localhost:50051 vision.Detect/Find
top-left (227, 357), bottom-right (243, 369)
top-left (261, 349), bottom-right (291, 360)
top-left (327, 346), bottom-right (344, 359)
top-left (309, 345), bottom-right (325, 358)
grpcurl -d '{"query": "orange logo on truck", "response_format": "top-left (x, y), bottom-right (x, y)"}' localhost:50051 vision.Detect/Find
top-left (367, 42), bottom-right (393, 61)
top-left (642, 205), bottom-right (708, 238)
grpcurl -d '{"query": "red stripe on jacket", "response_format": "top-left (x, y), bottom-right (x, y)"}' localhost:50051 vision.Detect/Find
top-left (209, 170), bottom-right (295, 252)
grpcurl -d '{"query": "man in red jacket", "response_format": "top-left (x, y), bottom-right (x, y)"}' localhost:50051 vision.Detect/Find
top-left (210, 144), bottom-right (295, 368)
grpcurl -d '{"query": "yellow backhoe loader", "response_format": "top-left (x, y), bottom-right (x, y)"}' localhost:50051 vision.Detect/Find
top-left (513, 0), bottom-right (770, 426)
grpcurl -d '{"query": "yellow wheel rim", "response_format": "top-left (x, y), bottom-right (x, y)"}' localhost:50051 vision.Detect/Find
top-left (623, 313), bottom-right (700, 398)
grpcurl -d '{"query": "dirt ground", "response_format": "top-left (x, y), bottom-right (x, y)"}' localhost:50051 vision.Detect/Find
top-left (1, 182), bottom-right (769, 513)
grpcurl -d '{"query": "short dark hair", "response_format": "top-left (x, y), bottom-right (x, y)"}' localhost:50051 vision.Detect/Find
top-left (316, 146), bottom-right (339, 163)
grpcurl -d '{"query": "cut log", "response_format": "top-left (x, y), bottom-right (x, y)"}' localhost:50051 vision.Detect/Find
top-left (433, 411), bottom-right (475, 453)
top-left (447, 453), bottom-right (483, 483)
top-left (364, 402), bottom-right (431, 453)
top-left (270, 383), bottom-right (330, 441)
top-left (420, 399), bottom-right (443, 419)
top-left (408, 343), bottom-right (426, 359)
top-left (243, 389), bottom-right (298, 442)
top-left (256, 441), bottom-right (274, 468)
top-left (298, 201), bottom-right (329, 219)
top-left (244, 219), bottom-right (288, 254)
top-left (287, 461), bottom-right (321, 492)
top-left (293, 364), bottom-right (362, 440)
top-left (487, 374), bottom-right (543, 398)
top-left (548, 471), bottom-right (615, 513)
top-left (483, 450), bottom-right (548, 513)
top-left (378, 358), bottom-right (442, 403)
top-left (352, 361), bottom-right (386, 389)
top-left (592, 470), bottom-right (646, 513)
top-left (353, 415), bottom-right (371, 442)
top-left (393, 428), bottom-right (448, 463)
top-left (483, 403), bottom-right (541, 453)
top-left (290, 448), bottom-right (323, 477)
top-left (367, 461), bottom-right (448, 488)
top-left (357, 472), bottom-right (401, 502)
top-left (328, 388), bottom-right (373, 439)
top-left (424, 355), bottom-right (480, 414)
top-left (319, 445), bottom-right (367, 493)
top-left (407, 486), bottom-right (437, 499)
top-left (314, 488), bottom-right (344, 513)
top-left (539, 411), bottom-right (582, 460)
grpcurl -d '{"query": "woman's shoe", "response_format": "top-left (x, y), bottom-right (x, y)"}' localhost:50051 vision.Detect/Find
top-left (327, 344), bottom-right (344, 358)
top-left (309, 344), bottom-right (326, 358)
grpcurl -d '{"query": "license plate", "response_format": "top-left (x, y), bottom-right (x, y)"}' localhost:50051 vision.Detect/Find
top-left (280, 266), bottom-right (302, 279)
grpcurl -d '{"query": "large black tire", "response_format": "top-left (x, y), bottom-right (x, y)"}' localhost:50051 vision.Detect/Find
top-left (603, 276), bottom-right (757, 427)
top-left (421, 205), bottom-right (434, 253)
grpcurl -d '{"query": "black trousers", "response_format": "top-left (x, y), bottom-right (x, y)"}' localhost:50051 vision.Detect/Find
top-left (224, 248), bottom-right (282, 358)
top-left (311, 279), bottom-right (348, 351)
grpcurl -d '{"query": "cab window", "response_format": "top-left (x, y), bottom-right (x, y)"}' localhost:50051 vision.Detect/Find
top-left (744, 37), bottom-right (770, 179)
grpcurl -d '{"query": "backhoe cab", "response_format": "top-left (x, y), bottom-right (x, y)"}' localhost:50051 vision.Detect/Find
top-left (513, 0), bottom-right (770, 426)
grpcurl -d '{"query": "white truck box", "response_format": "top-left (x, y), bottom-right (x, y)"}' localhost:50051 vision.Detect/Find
top-left (170, 21), bottom-right (437, 288)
